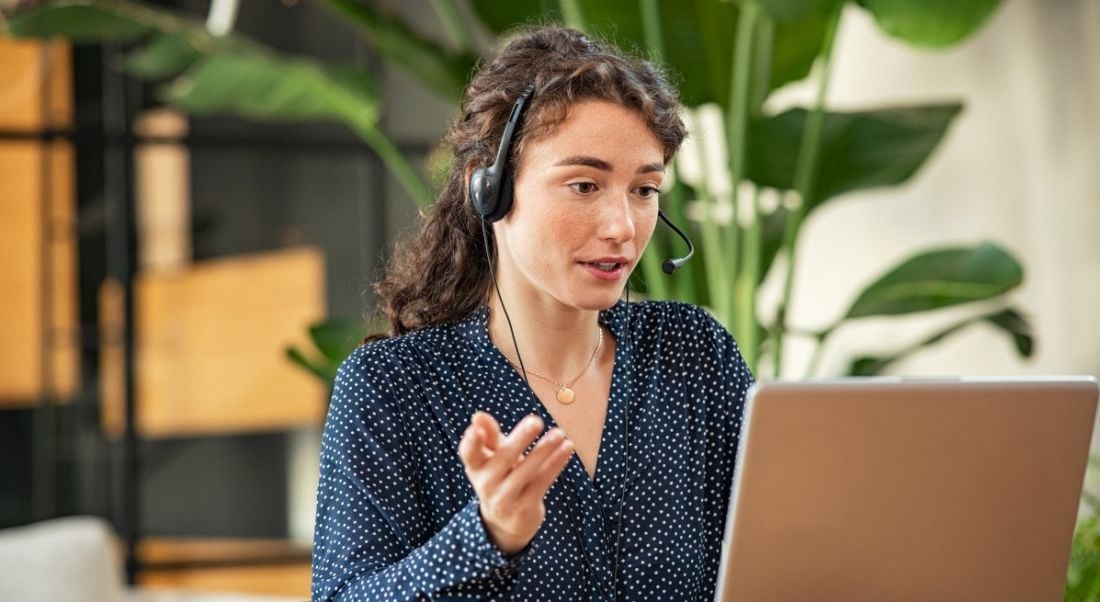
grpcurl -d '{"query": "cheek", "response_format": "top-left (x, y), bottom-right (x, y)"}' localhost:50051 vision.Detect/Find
top-left (636, 209), bottom-right (659, 249)
top-left (511, 197), bottom-right (574, 249)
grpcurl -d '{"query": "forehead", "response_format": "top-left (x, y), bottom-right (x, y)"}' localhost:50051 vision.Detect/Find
top-left (516, 101), bottom-right (664, 170)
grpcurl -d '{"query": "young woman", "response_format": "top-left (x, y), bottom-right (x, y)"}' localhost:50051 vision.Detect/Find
top-left (311, 25), bottom-right (753, 601)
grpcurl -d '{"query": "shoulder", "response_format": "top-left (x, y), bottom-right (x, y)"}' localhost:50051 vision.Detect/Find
top-left (619, 299), bottom-right (730, 346)
top-left (619, 300), bottom-right (747, 369)
top-left (334, 316), bottom-right (459, 378)
top-left (325, 318), bottom-right (473, 434)
top-left (333, 314), bottom-right (476, 394)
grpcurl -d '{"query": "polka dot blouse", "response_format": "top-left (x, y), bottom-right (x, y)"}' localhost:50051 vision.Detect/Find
top-left (311, 300), bottom-right (753, 601)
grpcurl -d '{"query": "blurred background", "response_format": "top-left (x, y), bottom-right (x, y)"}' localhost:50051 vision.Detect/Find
top-left (1, 0), bottom-right (1098, 600)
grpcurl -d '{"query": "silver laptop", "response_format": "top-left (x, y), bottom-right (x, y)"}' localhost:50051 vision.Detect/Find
top-left (715, 377), bottom-right (1099, 602)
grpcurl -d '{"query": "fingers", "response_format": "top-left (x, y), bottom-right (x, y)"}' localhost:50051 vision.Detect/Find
top-left (519, 435), bottom-right (574, 503)
top-left (494, 427), bottom-right (571, 501)
top-left (482, 415), bottom-right (544, 479)
top-left (462, 412), bottom-right (573, 502)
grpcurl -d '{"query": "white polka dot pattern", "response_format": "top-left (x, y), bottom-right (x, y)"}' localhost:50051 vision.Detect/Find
top-left (311, 300), bottom-right (753, 600)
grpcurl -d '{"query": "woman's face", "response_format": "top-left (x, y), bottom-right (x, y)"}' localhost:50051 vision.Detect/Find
top-left (494, 100), bottom-right (665, 312)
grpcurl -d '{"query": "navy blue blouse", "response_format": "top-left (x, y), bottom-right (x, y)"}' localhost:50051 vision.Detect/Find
top-left (311, 300), bottom-right (753, 601)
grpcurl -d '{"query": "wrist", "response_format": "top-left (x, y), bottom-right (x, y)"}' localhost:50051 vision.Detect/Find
top-left (478, 508), bottom-right (531, 556)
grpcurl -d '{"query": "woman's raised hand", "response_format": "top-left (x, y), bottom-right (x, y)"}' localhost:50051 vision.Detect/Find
top-left (458, 411), bottom-right (574, 555)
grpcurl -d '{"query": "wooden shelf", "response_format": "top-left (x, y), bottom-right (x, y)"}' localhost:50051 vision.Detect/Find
top-left (0, 36), bottom-right (79, 407)
top-left (136, 536), bottom-right (312, 598)
top-left (100, 246), bottom-right (328, 438)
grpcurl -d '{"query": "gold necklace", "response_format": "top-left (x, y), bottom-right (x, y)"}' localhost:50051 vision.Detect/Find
top-left (509, 328), bottom-right (603, 404)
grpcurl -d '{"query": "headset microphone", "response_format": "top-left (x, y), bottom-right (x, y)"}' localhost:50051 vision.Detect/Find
top-left (657, 209), bottom-right (694, 274)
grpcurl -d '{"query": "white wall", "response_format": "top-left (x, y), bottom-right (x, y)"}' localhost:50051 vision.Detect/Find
top-left (765, 0), bottom-right (1100, 380)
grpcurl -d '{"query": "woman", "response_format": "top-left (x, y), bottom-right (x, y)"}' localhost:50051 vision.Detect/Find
top-left (311, 25), bottom-right (753, 601)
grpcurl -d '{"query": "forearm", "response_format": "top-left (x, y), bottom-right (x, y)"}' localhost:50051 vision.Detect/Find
top-left (313, 499), bottom-right (526, 601)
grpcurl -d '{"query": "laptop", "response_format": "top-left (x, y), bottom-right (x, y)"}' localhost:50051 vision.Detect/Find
top-left (715, 377), bottom-right (1099, 602)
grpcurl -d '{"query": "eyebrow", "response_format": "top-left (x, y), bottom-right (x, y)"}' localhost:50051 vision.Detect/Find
top-left (553, 155), bottom-right (665, 175)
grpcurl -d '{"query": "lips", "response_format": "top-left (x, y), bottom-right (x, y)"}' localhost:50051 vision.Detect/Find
top-left (579, 256), bottom-right (629, 280)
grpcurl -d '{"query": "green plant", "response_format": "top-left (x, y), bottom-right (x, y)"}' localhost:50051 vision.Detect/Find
top-left (285, 319), bottom-right (365, 384)
top-left (1066, 456), bottom-right (1100, 601)
top-left (3, 0), bottom-right (1032, 379)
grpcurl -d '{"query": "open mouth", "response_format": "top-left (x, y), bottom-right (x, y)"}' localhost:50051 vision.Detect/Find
top-left (585, 262), bottom-right (622, 272)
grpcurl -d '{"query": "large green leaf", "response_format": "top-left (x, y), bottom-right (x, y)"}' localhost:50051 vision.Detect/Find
top-left (309, 319), bottom-right (364, 363)
top-left (467, 0), bottom-right (551, 34)
top-left (758, 205), bottom-right (789, 285)
top-left (322, 0), bottom-right (478, 100)
top-left (124, 30), bottom-right (205, 79)
top-left (715, 1), bottom-right (842, 94)
top-left (845, 306), bottom-right (1033, 376)
top-left (844, 242), bottom-right (1023, 319)
top-left (746, 103), bottom-right (963, 208)
top-left (768, 9), bottom-right (829, 91)
top-left (469, 0), bottom-right (739, 106)
top-left (468, 0), bottom-right (830, 107)
top-left (651, 0), bottom-right (740, 106)
top-left (985, 307), bottom-right (1033, 357)
top-left (285, 347), bottom-right (334, 383)
top-left (699, 0), bottom-right (841, 100)
top-left (287, 319), bottom-right (373, 385)
top-left (3, 0), bottom-right (161, 42)
top-left (856, 0), bottom-right (1002, 48)
top-left (575, 1), bottom-right (745, 107)
top-left (163, 52), bottom-right (379, 125)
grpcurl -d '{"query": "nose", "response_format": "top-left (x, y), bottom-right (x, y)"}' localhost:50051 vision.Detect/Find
top-left (598, 191), bottom-right (635, 243)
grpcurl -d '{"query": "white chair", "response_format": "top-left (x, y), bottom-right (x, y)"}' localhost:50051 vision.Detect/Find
top-left (0, 517), bottom-right (303, 602)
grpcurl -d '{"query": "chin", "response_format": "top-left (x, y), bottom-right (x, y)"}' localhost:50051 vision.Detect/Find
top-left (567, 288), bottom-right (626, 311)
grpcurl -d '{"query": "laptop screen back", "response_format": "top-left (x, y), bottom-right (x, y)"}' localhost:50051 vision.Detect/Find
top-left (715, 377), bottom-right (1098, 602)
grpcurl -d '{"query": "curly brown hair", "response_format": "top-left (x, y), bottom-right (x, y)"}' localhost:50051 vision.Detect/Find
top-left (368, 25), bottom-right (687, 339)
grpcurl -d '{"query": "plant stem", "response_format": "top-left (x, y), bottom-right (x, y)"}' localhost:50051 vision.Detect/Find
top-left (689, 110), bottom-right (729, 325)
top-left (636, 0), bottom-right (672, 302)
top-left (639, 0), bottom-right (664, 61)
top-left (558, 0), bottom-right (586, 30)
top-left (428, 0), bottom-right (475, 52)
top-left (730, 2), bottom-right (773, 373)
top-left (351, 119), bottom-right (434, 207)
top-left (638, 235), bottom-right (670, 300)
top-left (772, 2), bottom-right (843, 378)
top-left (726, 2), bottom-right (758, 342)
top-left (737, 186), bottom-right (763, 373)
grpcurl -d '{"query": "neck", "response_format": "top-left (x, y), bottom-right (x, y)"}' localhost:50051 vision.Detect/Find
top-left (486, 288), bottom-right (605, 382)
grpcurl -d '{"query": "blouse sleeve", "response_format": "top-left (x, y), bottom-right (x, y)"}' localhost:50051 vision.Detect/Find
top-left (682, 303), bottom-right (752, 435)
top-left (695, 305), bottom-right (754, 426)
top-left (310, 344), bottom-right (525, 601)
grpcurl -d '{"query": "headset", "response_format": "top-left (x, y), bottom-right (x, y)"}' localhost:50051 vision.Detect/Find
top-left (468, 83), bottom-right (695, 272)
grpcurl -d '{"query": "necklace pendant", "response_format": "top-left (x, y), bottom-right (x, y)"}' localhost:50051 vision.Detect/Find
top-left (556, 386), bottom-right (576, 404)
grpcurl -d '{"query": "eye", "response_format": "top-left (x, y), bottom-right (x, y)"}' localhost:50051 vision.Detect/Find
top-left (568, 181), bottom-right (599, 195)
top-left (637, 185), bottom-right (661, 199)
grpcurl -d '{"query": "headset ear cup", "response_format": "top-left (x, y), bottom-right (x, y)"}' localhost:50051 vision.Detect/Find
top-left (469, 167), bottom-right (497, 220)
